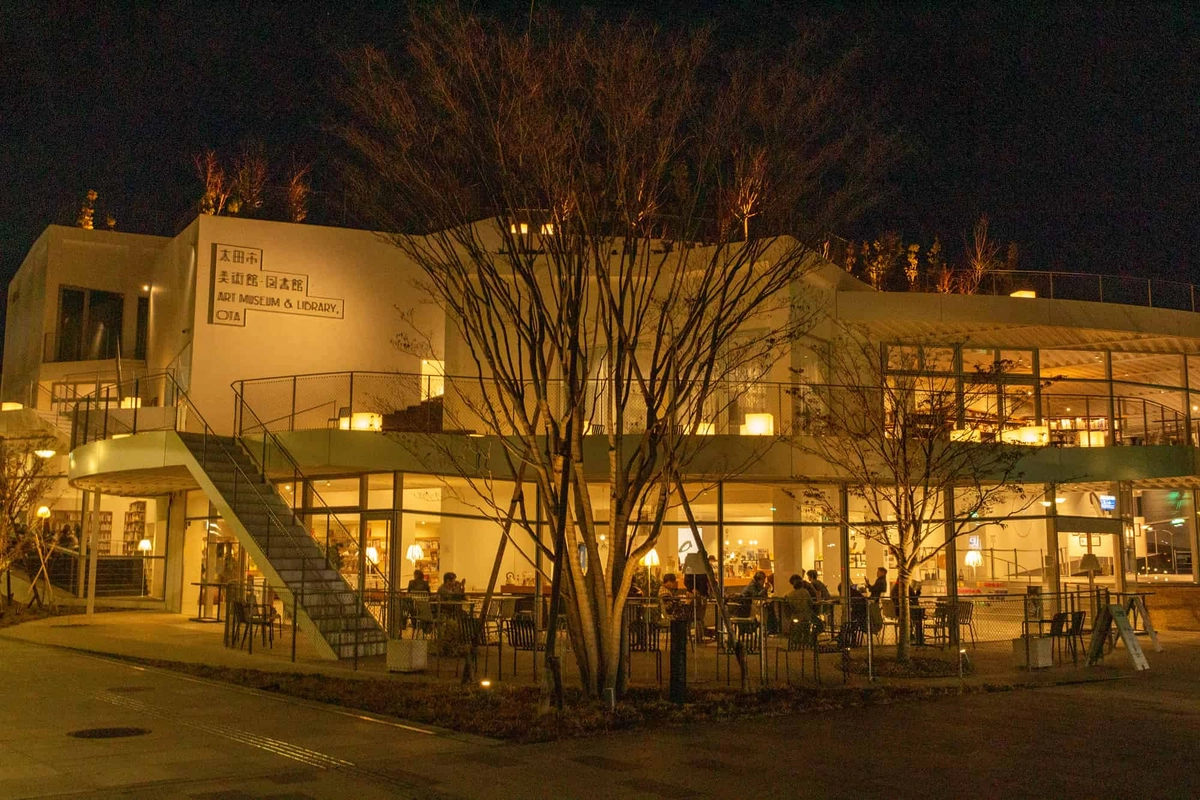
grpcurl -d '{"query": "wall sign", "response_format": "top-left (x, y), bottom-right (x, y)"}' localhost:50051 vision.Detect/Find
top-left (208, 243), bottom-right (345, 327)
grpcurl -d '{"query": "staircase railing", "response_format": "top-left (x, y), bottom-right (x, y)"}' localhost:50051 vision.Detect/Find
top-left (231, 381), bottom-right (393, 626)
top-left (68, 371), bottom-right (379, 662)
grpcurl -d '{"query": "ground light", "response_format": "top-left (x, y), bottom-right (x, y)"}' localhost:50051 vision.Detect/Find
top-left (480, 679), bottom-right (492, 688)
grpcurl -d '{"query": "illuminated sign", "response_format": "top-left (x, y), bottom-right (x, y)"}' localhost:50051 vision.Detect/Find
top-left (1099, 495), bottom-right (1116, 511)
top-left (208, 243), bottom-right (344, 327)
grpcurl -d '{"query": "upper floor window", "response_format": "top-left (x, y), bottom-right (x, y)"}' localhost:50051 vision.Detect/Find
top-left (56, 287), bottom-right (123, 362)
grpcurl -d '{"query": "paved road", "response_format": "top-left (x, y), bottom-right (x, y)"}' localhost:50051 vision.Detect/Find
top-left (2, 636), bottom-right (1197, 799)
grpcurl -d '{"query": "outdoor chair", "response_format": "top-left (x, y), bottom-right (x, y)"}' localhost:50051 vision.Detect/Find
top-left (775, 621), bottom-right (820, 684)
top-left (625, 610), bottom-right (663, 686)
top-left (456, 613), bottom-right (501, 678)
top-left (929, 600), bottom-right (953, 647)
top-left (957, 600), bottom-right (978, 647)
top-left (504, 615), bottom-right (544, 679)
top-left (811, 621), bottom-right (857, 684)
top-left (1066, 610), bottom-right (1087, 664)
top-left (1047, 611), bottom-right (1071, 663)
top-left (411, 597), bottom-right (436, 639)
top-left (872, 600), bottom-right (898, 645)
top-left (716, 617), bottom-right (762, 685)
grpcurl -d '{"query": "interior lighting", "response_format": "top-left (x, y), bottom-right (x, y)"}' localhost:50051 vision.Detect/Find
top-left (365, 546), bottom-right (380, 564)
top-left (141, 284), bottom-right (150, 292)
top-left (1009, 290), bottom-right (1036, 298)
top-left (34, 448), bottom-right (56, 458)
top-left (1, 402), bottom-right (23, 411)
top-left (338, 412), bottom-right (382, 431)
top-left (137, 538), bottom-right (153, 553)
top-left (36, 506), bottom-right (51, 519)
top-left (406, 543), bottom-right (425, 564)
top-left (1055, 497), bottom-right (1065, 504)
top-left (641, 549), bottom-right (660, 567)
top-left (741, 413), bottom-right (775, 436)
top-left (964, 550), bottom-right (984, 568)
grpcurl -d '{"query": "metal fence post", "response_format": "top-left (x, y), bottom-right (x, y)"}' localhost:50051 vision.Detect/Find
top-left (291, 376), bottom-right (297, 432)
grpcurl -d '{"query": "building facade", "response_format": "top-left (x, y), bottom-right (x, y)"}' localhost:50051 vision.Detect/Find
top-left (5, 215), bottom-right (1199, 657)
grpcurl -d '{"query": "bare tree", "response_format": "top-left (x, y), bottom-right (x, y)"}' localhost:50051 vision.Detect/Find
top-left (793, 326), bottom-right (1042, 661)
top-left (229, 141), bottom-right (269, 216)
top-left (339, 9), bottom-right (891, 698)
top-left (285, 162), bottom-right (312, 223)
top-left (195, 149), bottom-right (232, 216)
top-left (959, 213), bottom-right (1000, 294)
top-left (0, 437), bottom-right (59, 610)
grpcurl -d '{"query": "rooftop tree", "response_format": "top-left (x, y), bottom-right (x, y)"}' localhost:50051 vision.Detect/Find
top-left (338, 9), bottom-right (891, 699)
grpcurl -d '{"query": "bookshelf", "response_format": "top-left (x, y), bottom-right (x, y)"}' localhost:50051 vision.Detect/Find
top-left (123, 501), bottom-right (147, 555)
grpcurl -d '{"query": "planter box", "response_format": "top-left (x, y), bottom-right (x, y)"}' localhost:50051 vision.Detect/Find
top-left (1012, 635), bottom-right (1053, 669)
top-left (387, 637), bottom-right (428, 673)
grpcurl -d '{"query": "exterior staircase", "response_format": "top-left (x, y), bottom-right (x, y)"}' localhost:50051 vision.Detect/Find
top-left (175, 431), bottom-right (386, 660)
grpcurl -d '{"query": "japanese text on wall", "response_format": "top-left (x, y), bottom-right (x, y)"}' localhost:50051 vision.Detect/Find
top-left (208, 243), bottom-right (345, 327)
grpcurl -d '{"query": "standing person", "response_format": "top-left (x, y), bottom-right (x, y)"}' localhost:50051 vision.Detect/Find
top-left (868, 567), bottom-right (888, 599)
top-left (807, 569), bottom-right (830, 600)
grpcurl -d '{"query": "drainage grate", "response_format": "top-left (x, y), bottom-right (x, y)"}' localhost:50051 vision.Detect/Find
top-left (68, 727), bottom-right (151, 739)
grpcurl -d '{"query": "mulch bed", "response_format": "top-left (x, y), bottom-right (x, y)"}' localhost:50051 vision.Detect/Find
top-left (99, 654), bottom-right (1027, 743)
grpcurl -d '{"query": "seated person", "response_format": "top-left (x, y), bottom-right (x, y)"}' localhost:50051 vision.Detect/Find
top-left (784, 573), bottom-right (820, 626)
top-left (407, 569), bottom-right (431, 593)
top-left (436, 571), bottom-right (466, 601)
top-left (741, 570), bottom-right (770, 599)
top-left (736, 570), bottom-right (770, 617)
top-left (658, 573), bottom-right (692, 620)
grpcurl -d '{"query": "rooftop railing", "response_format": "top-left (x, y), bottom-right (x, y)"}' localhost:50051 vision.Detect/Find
top-left (232, 371), bottom-right (1198, 448)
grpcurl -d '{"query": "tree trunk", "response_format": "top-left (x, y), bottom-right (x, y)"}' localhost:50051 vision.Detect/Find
top-left (896, 557), bottom-right (911, 663)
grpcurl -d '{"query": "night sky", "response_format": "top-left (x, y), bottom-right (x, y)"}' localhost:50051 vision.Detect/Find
top-left (1, 2), bottom-right (1197, 317)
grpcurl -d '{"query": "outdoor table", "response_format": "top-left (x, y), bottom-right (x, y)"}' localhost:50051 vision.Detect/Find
top-left (191, 581), bottom-right (226, 623)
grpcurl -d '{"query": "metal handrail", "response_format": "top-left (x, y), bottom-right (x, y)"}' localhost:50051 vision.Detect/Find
top-left (67, 372), bottom-right (377, 653)
top-left (231, 381), bottom-right (392, 601)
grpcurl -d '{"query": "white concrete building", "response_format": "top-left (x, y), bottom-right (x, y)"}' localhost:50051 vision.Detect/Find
top-left (5, 215), bottom-right (1200, 658)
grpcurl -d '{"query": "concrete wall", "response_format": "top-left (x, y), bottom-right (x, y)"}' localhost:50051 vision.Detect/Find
top-left (2, 226), bottom-right (169, 406)
top-left (187, 216), bottom-right (443, 433)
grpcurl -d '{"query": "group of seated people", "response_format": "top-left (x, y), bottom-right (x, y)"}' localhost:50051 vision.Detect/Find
top-left (405, 569), bottom-right (467, 601)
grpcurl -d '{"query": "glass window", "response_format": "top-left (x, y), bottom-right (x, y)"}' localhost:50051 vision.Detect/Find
top-left (83, 290), bottom-right (123, 361)
top-left (885, 345), bottom-right (920, 372)
top-left (55, 287), bottom-right (125, 362)
top-left (961, 348), bottom-right (996, 374)
top-left (56, 288), bottom-right (85, 362)
top-left (1111, 352), bottom-right (1183, 389)
top-left (366, 473), bottom-right (394, 509)
top-left (999, 350), bottom-right (1034, 375)
top-left (1040, 350), bottom-right (1106, 381)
